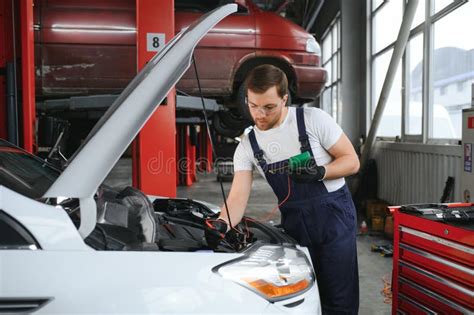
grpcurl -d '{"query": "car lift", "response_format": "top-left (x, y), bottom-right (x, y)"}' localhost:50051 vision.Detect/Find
top-left (175, 95), bottom-right (220, 186)
top-left (0, 0), bottom-right (213, 195)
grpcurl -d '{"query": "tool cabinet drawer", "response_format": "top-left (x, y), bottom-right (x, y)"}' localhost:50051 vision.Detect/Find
top-left (398, 277), bottom-right (469, 314)
top-left (399, 261), bottom-right (473, 309)
top-left (398, 293), bottom-right (437, 314)
top-left (399, 243), bottom-right (474, 288)
top-left (399, 226), bottom-right (473, 267)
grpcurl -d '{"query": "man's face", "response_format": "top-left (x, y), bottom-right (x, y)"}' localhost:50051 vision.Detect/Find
top-left (247, 86), bottom-right (288, 131)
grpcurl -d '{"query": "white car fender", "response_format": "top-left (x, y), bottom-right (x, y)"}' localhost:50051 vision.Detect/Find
top-left (0, 186), bottom-right (89, 251)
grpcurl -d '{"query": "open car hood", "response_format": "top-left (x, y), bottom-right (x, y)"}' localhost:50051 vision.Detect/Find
top-left (44, 4), bottom-right (237, 199)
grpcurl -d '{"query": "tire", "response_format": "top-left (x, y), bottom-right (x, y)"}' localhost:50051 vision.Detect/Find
top-left (218, 109), bottom-right (248, 130)
top-left (236, 83), bottom-right (254, 123)
top-left (212, 112), bottom-right (245, 138)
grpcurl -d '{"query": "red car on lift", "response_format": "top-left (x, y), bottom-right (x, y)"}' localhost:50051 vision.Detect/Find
top-left (34, 0), bottom-right (326, 137)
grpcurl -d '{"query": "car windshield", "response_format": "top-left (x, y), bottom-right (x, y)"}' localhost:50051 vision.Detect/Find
top-left (0, 140), bottom-right (60, 199)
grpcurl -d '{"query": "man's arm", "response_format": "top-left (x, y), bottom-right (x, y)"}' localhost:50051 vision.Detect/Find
top-left (218, 170), bottom-right (253, 227)
top-left (324, 133), bottom-right (360, 180)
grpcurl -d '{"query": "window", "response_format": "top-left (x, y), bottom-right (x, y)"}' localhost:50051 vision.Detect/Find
top-left (320, 14), bottom-right (341, 123)
top-left (373, 49), bottom-right (402, 137)
top-left (372, 0), bottom-right (384, 11)
top-left (407, 33), bottom-right (423, 135)
top-left (369, 0), bottom-right (472, 142)
top-left (372, 0), bottom-right (402, 53)
top-left (370, 1), bottom-right (403, 137)
top-left (432, 0), bottom-right (474, 139)
top-left (412, 0), bottom-right (426, 29)
top-left (440, 86), bottom-right (446, 96)
top-left (0, 211), bottom-right (38, 250)
top-left (434, 0), bottom-right (456, 14)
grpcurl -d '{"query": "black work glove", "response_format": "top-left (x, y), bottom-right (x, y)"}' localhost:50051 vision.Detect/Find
top-left (204, 218), bottom-right (228, 249)
top-left (289, 159), bottom-right (326, 183)
top-left (226, 227), bottom-right (249, 249)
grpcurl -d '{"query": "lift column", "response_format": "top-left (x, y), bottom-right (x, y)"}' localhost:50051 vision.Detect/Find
top-left (0, 0), bottom-right (11, 140)
top-left (20, 0), bottom-right (35, 152)
top-left (133, 0), bottom-right (177, 197)
top-left (0, 0), bottom-right (35, 151)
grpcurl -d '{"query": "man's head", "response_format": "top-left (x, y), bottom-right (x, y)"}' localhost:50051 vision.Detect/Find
top-left (244, 64), bottom-right (289, 130)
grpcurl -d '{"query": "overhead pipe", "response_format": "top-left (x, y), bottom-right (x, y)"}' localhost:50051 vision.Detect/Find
top-left (305, 0), bottom-right (324, 32)
top-left (6, 62), bottom-right (19, 145)
top-left (357, 0), bottom-right (419, 189)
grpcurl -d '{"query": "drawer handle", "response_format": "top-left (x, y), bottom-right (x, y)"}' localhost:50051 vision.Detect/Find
top-left (399, 277), bottom-right (472, 314)
top-left (398, 293), bottom-right (437, 314)
top-left (400, 226), bottom-right (474, 255)
top-left (399, 261), bottom-right (474, 297)
top-left (400, 243), bottom-right (474, 275)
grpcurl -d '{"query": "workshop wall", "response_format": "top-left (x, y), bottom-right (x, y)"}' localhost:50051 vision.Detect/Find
top-left (313, 0), bottom-right (367, 144)
top-left (374, 142), bottom-right (462, 204)
top-left (340, 0), bottom-right (367, 144)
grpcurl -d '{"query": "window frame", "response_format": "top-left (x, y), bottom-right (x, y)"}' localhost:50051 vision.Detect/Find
top-left (320, 13), bottom-right (342, 123)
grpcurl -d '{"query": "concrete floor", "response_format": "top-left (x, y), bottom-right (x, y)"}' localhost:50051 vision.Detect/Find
top-left (105, 159), bottom-right (393, 314)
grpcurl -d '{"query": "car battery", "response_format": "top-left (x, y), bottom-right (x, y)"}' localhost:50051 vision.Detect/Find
top-left (390, 203), bottom-right (474, 314)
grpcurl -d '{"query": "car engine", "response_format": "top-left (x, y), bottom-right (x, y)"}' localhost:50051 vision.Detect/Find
top-left (77, 185), bottom-right (296, 253)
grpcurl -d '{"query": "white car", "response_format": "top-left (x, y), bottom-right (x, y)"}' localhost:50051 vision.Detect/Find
top-left (0, 5), bottom-right (320, 314)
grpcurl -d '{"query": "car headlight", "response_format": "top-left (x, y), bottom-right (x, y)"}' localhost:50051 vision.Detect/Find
top-left (306, 37), bottom-right (321, 55)
top-left (214, 245), bottom-right (315, 302)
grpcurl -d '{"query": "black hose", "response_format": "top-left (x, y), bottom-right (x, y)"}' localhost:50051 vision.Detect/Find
top-left (191, 56), bottom-right (233, 230)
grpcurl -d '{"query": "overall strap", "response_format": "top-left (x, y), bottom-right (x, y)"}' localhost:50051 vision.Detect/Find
top-left (248, 129), bottom-right (268, 170)
top-left (296, 107), bottom-right (312, 154)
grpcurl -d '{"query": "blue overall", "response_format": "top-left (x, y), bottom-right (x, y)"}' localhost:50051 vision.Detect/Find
top-left (248, 108), bottom-right (359, 314)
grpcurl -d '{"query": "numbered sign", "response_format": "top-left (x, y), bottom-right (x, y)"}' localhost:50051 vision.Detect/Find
top-left (147, 33), bottom-right (166, 52)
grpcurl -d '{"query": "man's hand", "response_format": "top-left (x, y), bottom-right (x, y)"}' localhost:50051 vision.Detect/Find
top-left (290, 159), bottom-right (326, 182)
top-left (204, 218), bottom-right (228, 249)
top-left (218, 170), bottom-right (253, 227)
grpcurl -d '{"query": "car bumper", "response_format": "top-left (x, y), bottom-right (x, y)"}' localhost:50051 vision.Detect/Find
top-left (264, 283), bottom-right (321, 314)
top-left (293, 65), bottom-right (327, 100)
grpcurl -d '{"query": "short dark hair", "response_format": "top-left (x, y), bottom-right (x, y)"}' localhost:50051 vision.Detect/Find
top-left (244, 64), bottom-right (288, 98)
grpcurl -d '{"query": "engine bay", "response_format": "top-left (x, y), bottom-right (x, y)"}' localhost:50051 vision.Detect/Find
top-left (62, 185), bottom-right (296, 253)
top-left (152, 198), bottom-right (296, 252)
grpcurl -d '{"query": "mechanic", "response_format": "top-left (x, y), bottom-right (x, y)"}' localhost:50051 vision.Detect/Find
top-left (205, 64), bottom-right (360, 314)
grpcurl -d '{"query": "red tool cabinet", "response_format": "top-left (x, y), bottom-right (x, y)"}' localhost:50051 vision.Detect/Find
top-left (391, 205), bottom-right (474, 314)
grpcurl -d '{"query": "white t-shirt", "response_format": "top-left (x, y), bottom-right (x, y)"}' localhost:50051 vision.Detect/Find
top-left (233, 107), bottom-right (345, 192)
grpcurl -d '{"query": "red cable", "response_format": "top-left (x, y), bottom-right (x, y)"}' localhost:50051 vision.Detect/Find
top-left (260, 175), bottom-right (291, 222)
top-left (240, 175), bottom-right (291, 239)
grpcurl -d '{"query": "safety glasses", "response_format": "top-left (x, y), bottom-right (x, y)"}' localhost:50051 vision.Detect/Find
top-left (246, 97), bottom-right (286, 115)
